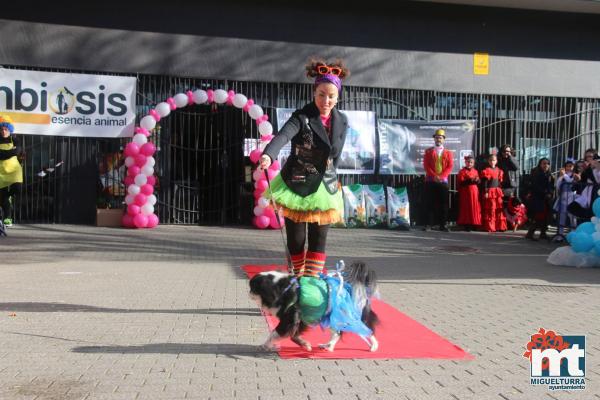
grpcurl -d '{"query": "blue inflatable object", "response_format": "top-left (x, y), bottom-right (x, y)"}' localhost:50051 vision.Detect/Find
top-left (566, 231), bottom-right (577, 244)
top-left (576, 221), bottom-right (596, 235)
top-left (593, 241), bottom-right (600, 256)
top-left (571, 232), bottom-right (595, 253)
top-left (593, 198), bottom-right (600, 218)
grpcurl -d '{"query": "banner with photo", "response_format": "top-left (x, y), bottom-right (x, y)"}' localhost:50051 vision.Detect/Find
top-left (378, 119), bottom-right (476, 175)
top-left (275, 108), bottom-right (377, 174)
top-left (0, 69), bottom-right (136, 138)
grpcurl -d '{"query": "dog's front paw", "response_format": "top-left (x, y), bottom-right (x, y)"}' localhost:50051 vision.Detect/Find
top-left (318, 342), bottom-right (336, 352)
top-left (261, 341), bottom-right (280, 351)
top-left (292, 336), bottom-right (312, 351)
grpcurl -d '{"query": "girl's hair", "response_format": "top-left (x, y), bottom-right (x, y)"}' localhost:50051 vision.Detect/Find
top-left (305, 57), bottom-right (351, 79)
top-left (487, 154), bottom-right (497, 161)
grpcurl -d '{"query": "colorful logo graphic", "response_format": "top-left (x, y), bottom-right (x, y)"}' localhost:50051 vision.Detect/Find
top-left (48, 87), bottom-right (76, 115)
top-left (524, 328), bottom-right (586, 390)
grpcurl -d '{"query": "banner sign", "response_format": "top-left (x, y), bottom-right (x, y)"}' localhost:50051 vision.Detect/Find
top-left (0, 69), bottom-right (136, 137)
top-left (275, 108), bottom-right (376, 174)
top-left (378, 119), bottom-right (475, 174)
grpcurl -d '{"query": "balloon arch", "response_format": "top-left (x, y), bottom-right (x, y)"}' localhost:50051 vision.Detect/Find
top-left (121, 88), bottom-right (281, 229)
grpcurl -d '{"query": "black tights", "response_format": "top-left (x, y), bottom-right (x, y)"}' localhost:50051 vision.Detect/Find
top-left (0, 183), bottom-right (21, 219)
top-left (284, 218), bottom-right (329, 255)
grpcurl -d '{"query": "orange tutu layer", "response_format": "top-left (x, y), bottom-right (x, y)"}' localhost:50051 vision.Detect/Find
top-left (281, 206), bottom-right (342, 225)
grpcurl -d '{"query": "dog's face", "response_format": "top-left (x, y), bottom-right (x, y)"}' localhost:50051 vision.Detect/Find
top-left (249, 271), bottom-right (294, 314)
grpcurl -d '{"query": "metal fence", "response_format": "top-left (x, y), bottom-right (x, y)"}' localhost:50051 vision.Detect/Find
top-left (4, 65), bottom-right (600, 225)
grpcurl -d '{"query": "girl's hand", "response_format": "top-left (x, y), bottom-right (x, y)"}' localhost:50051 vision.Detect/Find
top-left (558, 168), bottom-right (565, 177)
top-left (259, 155), bottom-right (272, 170)
top-left (485, 192), bottom-right (489, 199)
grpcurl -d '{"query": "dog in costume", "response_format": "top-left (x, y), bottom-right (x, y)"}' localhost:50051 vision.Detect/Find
top-left (249, 261), bottom-right (379, 352)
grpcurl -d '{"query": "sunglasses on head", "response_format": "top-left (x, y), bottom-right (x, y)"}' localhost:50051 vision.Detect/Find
top-left (317, 64), bottom-right (342, 76)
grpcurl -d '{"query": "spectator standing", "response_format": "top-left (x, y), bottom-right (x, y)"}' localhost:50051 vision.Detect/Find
top-left (526, 158), bottom-right (555, 240)
top-left (497, 144), bottom-right (519, 201)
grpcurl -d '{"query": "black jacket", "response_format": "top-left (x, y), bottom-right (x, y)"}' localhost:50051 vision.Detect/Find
top-left (498, 154), bottom-right (519, 189)
top-left (263, 102), bottom-right (348, 197)
top-left (0, 136), bottom-right (20, 160)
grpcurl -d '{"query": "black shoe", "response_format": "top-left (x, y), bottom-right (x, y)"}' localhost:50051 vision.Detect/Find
top-left (422, 225), bottom-right (431, 232)
top-left (439, 226), bottom-right (450, 232)
top-left (539, 232), bottom-right (549, 240)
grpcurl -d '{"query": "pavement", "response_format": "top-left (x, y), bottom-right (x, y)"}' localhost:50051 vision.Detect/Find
top-left (0, 224), bottom-right (599, 400)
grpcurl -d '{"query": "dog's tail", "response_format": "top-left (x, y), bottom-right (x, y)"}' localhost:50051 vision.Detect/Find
top-left (345, 261), bottom-right (380, 330)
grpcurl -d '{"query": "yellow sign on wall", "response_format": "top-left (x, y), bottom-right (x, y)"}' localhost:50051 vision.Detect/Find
top-left (473, 53), bottom-right (489, 75)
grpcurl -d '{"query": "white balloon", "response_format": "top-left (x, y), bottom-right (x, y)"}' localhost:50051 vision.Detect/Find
top-left (134, 174), bottom-right (148, 186)
top-left (258, 121), bottom-right (273, 136)
top-left (232, 93), bottom-right (248, 108)
top-left (258, 197), bottom-right (269, 208)
top-left (592, 216), bottom-right (598, 224)
top-left (174, 93), bottom-right (189, 108)
top-left (155, 102), bottom-right (171, 118)
top-left (140, 115), bottom-right (156, 130)
top-left (148, 194), bottom-right (157, 206)
top-left (193, 89), bottom-right (208, 104)
top-left (253, 206), bottom-right (264, 216)
top-left (142, 165), bottom-right (154, 176)
top-left (593, 232), bottom-right (600, 241)
top-left (141, 204), bottom-right (154, 216)
top-left (259, 141), bottom-right (268, 151)
top-left (144, 156), bottom-right (156, 167)
top-left (248, 104), bottom-right (264, 120)
top-left (132, 133), bottom-right (148, 146)
top-left (124, 156), bottom-right (135, 167)
top-left (125, 194), bottom-right (135, 205)
top-left (128, 184), bottom-right (141, 195)
top-left (213, 89), bottom-right (228, 104)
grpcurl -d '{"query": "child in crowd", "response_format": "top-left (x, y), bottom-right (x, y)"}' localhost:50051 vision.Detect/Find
top-left (456, 155), bottom-right (481, 231)
top-left (479, 154), bottom-right (507, 232)
top-left (504, 196), bottom-right (527, 232)
top-left (553, 159), bottom-right (578, 237)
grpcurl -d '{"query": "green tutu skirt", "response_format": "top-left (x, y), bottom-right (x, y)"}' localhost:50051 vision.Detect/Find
top-left (265, 174), bottom-right (343, 225)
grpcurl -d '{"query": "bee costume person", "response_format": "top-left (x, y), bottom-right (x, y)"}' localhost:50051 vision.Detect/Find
top-left (0, 115), bottom-right (23, 227)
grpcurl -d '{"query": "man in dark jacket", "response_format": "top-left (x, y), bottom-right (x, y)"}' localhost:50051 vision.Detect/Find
top-left (498, 144), bottom-right (519, 200)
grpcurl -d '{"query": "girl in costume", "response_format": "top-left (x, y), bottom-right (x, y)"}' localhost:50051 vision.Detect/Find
top-left (258, 58), bottom-right (349, 324)
top-left (553, 159), bottom-right (577, 237)
top-left (504, 196), bottom-right (527, 232)
top-left (479, 154), bottom-right (507, 232)
top-left (456, 154), bottom-right (481, 231)
top-left (0, 115), bottom-right (23, 227)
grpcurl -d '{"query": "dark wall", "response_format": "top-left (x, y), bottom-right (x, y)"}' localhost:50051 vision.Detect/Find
top-left (3, 1), bottom-right (600, 60)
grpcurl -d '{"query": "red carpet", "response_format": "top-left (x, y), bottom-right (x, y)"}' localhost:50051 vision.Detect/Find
top-left (242, 265), bottom-right (474, 360)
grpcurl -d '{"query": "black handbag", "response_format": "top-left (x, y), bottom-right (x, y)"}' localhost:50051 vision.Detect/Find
top-left (322, 160), bottom-right (339, 194)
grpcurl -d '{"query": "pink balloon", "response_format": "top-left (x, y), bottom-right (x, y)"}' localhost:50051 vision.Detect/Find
top-left (146, 175), bottom-right (156, 186)
top-left (249, 149), bottom-right (262, 164)
top-left (124, 142), bottom-right (140, 157)
top-left (270, 160), bottom-right (281, 171)
top-left (255, 179), bottom-right (268, 191)
top-left (141, 184), bottom-right (154, 196)
top-left (260, 134), bottom-right (273, 142)
top-left (123, 176), bottom-right (134, 186)
top-left (127, 204), bottom-right (141, 216)
top-left (127, 165), bottom-right (141, 177)
top-left (134, 194), bottom-right (147, 206)
top-left (133, 213), bottom-right (148, 228)
top-left (253, 189), bottom-right (263, 199)
top-left (140, 142), bottom-right (156, 156)
top-left (262, 206), bottom-right (275, 220)
top-left (121, 214), bottom-right (134, 228)
top-left (267, 169), bottom-right (278, 181)
top-left (146, 213), bottom-right (159, 228)
top-left (255, 215), bottom-right (270, 229)
top-left (269, 216), bottom-right (284, 229)
top-left (134, 153), bottom-right (147, 167)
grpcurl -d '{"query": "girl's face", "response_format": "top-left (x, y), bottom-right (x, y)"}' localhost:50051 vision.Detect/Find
top-left (1, 126), bottom-right (9, 138)
top-left (314, 83), bottom-right (339, 116)
top-left (565, 163), bottom-right (574, 173)
top-left (577, 161), bottom-right (585, 171)
top-left (540, 159), bottom-right (550, 172)
top-left (465, 159), bottom-right (474, 168)
top-left (488, 156), bottom-right (497, 167)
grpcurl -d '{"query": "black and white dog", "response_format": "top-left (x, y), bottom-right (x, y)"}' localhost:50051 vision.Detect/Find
top-left (249, 261), bottom-right (379, 352)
